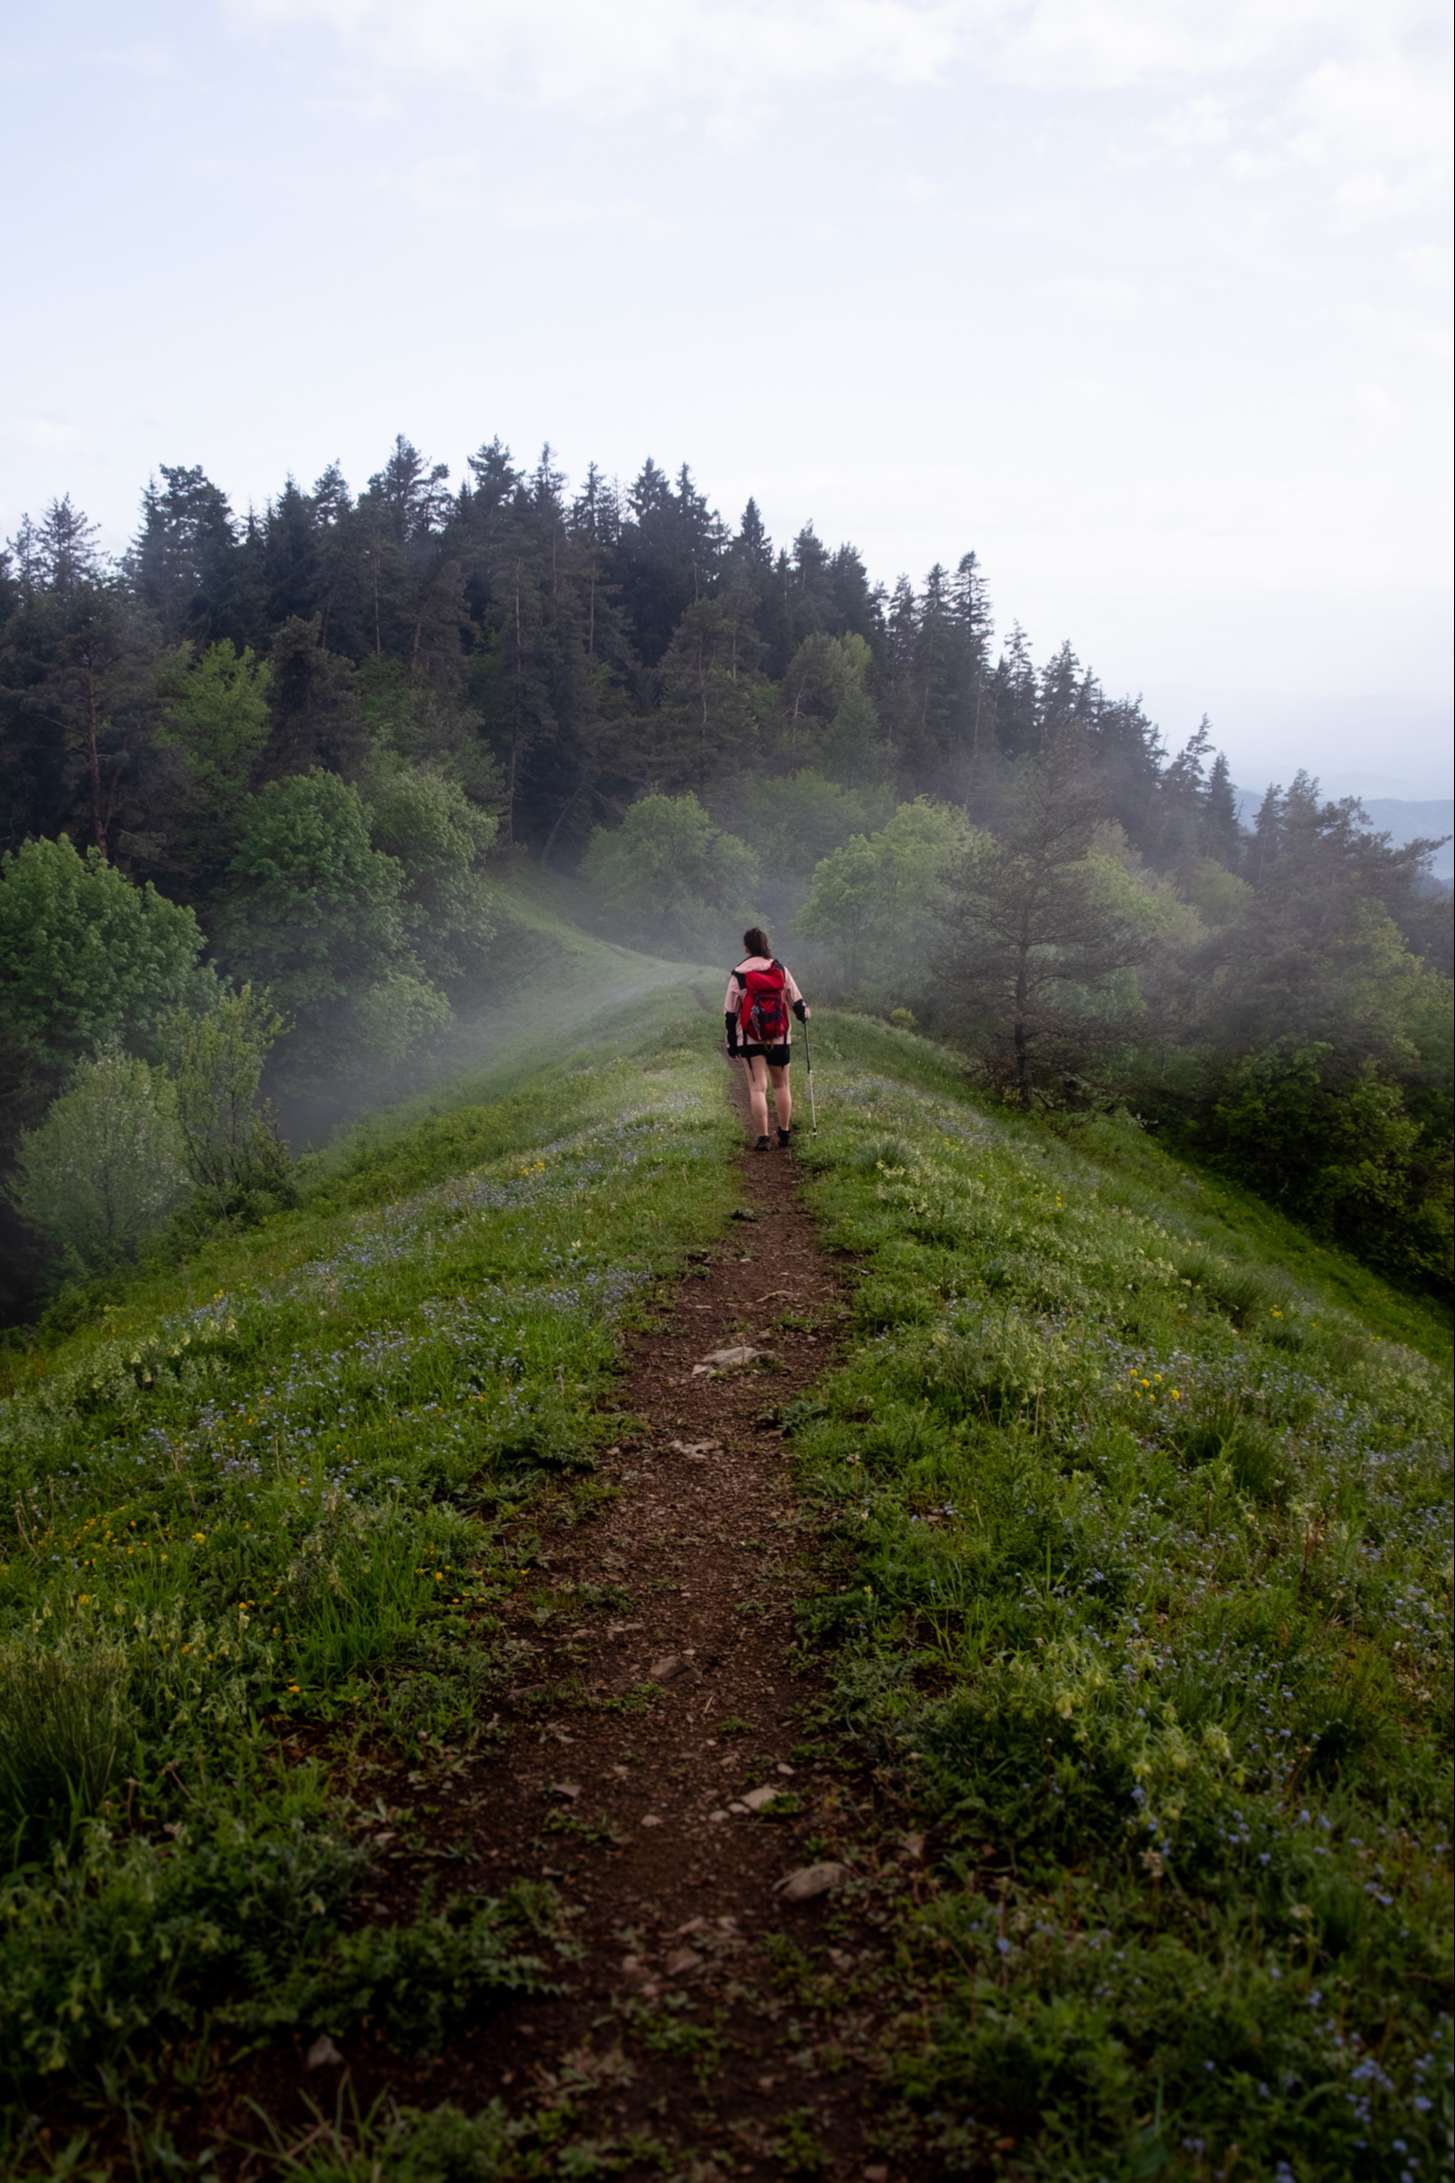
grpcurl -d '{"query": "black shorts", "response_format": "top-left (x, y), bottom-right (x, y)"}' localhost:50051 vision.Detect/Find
top-left (740, 1043), bottom-right (791, 1067)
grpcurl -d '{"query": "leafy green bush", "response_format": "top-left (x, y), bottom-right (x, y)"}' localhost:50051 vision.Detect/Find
top-left (153, 638), bottom-right (272, 867)
top-left (799, 799), bottom-right (978, 1012)
top-left (366, 761), bottom-right (498, 981)
top-left (160, 980), bottom-right (292, 1205)
top-left (231, 1888), bottom-right (554, 2048)
top-left (0, 1777), bottom-right (363, 2090)
top-left (353, 968), bottom-right (453, 1064)
top-left (219, 769), bottom-right (413, 1015)
top-left (8, 1047), bottom-right (188, 1273)
top-left (0, 834), bottom-right (205, 1088)
top-left (579, 792), bottom-right (758, 956)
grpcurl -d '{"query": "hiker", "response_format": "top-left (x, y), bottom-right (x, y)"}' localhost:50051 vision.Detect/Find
top-left (724, 928), bottom-right (810, 1151)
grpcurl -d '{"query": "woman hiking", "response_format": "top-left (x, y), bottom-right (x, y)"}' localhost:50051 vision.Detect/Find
top-left (724, 927), bottom-right (811, 1151)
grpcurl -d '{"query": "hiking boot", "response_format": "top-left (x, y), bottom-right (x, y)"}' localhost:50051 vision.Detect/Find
top-left (755, 1134), bottom-right (772, 1152)
top-left (777, 1126), bottom-right (793, 1148)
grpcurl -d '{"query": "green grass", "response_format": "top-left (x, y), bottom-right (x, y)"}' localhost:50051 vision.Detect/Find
top-left (0, 993), bottom-right (736, 2153)
top-left (1, 984), bottom-right (1449, 2179)
top-left (790, 1014), bottom-right (1453, 2180)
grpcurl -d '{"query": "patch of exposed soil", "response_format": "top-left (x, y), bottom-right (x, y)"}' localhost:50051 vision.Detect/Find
top-left (224, 1144), bottom-right (934, 2179)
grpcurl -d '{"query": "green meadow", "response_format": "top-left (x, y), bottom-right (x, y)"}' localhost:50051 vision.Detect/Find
top-left (0, 988), bottom-right (1449, 2179)
top-left (794, 1018), bottom-right (1451, 2181)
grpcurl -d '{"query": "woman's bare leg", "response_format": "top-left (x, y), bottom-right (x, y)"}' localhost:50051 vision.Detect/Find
top-left (768, 1063), bottom-right (792, 1132)
top-left (746, 1056), bottom-right (771, 1140)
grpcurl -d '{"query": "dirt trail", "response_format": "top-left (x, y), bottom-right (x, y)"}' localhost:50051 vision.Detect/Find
top-left (321, 1145), bottom-right (927, 2180)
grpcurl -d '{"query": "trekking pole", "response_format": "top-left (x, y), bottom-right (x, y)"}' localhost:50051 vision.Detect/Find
top-left (802, 1014), bottom-right (818, 1134)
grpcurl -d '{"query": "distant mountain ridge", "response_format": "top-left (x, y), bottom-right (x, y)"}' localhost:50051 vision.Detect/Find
top-left (1233, 788), bottom-right (1454, 881)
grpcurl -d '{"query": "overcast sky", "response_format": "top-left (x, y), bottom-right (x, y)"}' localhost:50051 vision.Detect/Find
top-left (3, 0), bottom-right (1451, 795)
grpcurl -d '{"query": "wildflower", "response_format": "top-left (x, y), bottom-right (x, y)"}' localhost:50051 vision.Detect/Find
top-left (286, 1681), bottom-right (301, 1693)
top-left (192, 1531), bottom-right (206, 1544)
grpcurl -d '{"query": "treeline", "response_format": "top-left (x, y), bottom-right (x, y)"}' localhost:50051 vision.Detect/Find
top-left (1, 435), bottom-right (1451, 1313)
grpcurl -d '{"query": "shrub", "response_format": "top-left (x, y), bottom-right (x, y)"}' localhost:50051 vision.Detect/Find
top-left (799, 799), bottom-right (978, 1012)
top-left (366, 762), bottom-right (498, 980)
top-left (160, 982), bottom-right (292, 1205)
top-left (220, 770), bottom-right (412, 1014)
top-left (7, 1047), bottom-right (188, 1273)
top-left (353, 970), bottom-right (453, 1064)
top-left (0, 835), bottom-right (205, 1087)
top-left (230, 1890), bottom-right (553, 2048)
top-left (579, 793), bottom-right (759, 956)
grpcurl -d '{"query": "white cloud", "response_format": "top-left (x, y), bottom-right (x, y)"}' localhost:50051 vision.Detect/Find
top-left (1154, 96), bottom-right (1234, 153)
top-left (232, 0), bottom-right (1452, 237)
top-left (1350, 381), bottom-right (1400, 442)
top-left (85, 40), bottom-right (184, 81)
top-left (983, 0), bottom-right (1442, 91)
top-left (1032, 273), bottom-right (1140, 321)
top-left (233, 0), bottom-right (968, 107)
top-left (6, 417), bottom-right (80, 453)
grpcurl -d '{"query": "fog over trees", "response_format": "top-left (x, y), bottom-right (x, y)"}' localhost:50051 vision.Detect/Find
top-left (2, 435), bottom-right (1450, 1315)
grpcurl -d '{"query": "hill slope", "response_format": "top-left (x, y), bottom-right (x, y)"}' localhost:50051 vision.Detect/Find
top-left (1, 979), bottom-right (1449, 2178)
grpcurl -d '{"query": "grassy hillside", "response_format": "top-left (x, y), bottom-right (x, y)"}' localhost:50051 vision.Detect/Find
top-left (793, 1018), bottom-right (1452, 2178)
top-left (0, 975), bottom-right (1449, 2177)
top-left (0, 980), bottom-right (735, 2171)
top-left (272, 855), bottom-right (719, 1145)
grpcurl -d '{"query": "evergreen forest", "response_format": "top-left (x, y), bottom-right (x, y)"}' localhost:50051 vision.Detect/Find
top-left (2, 435), bottom-right (1451, 1324)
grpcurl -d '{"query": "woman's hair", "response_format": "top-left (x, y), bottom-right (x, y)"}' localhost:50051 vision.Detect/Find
top-left (742, 926), bottom-right (771, 958)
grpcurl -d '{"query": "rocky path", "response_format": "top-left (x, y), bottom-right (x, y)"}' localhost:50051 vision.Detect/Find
top-left (327, 1143), bottom-right (927, 2180)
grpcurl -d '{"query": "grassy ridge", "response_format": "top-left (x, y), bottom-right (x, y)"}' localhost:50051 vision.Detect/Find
top-left (792, 1017), bottom-right (1453, 2179)
top-left (1, 983), bottom-right (1449, 2177)
top-left (0, 993), bottom-right (735, 2166)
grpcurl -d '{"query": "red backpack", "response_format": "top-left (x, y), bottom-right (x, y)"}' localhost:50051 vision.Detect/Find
top-left (737, 959), bottom-right (789, 1047)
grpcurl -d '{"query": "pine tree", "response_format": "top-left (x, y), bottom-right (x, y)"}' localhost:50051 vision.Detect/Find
top-left (130, 465), bottom-right (240, 644)
top-left (787, 525), bottom-right (835, 650)
top-left (880, 576), bottom-right (920, 770)
top-left (261, 617), bottom-right (366, 779)
top-left (2, 501), bottom-right (155, 859)
top-left (829, 544), bottom-right (882, 650)
top-left (1156, 714), bottom-right (1214, 869)
top-left (1089, 696), bottom-right (1163, 850)
top-left (989, 622), bottom-right (1039, 759)
top-left (262, 479), bottom-right (319, 629)
top-left (1201, 750), bottom-right (1243, 867)
top-left (310, 463), bottom-right (367, 657)
top-left (1246, 783), bottom-right (1284, 885)
top-left (939, 733), bottom-right (1151, 1106)
top-left (618, 457), bottom-right (691, 667)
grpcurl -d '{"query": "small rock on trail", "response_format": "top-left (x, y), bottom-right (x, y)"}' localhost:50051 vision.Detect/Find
top-left (779, 1860), bottom-right (849, 1902)
top-left (691, 1342), bottom-right (766, 1374)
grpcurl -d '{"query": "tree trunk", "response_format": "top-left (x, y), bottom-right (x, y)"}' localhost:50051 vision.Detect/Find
top-left (84, 659), bottom-right (107, 857)
top-left (1013, 960), bottom-right (1031, 1108)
